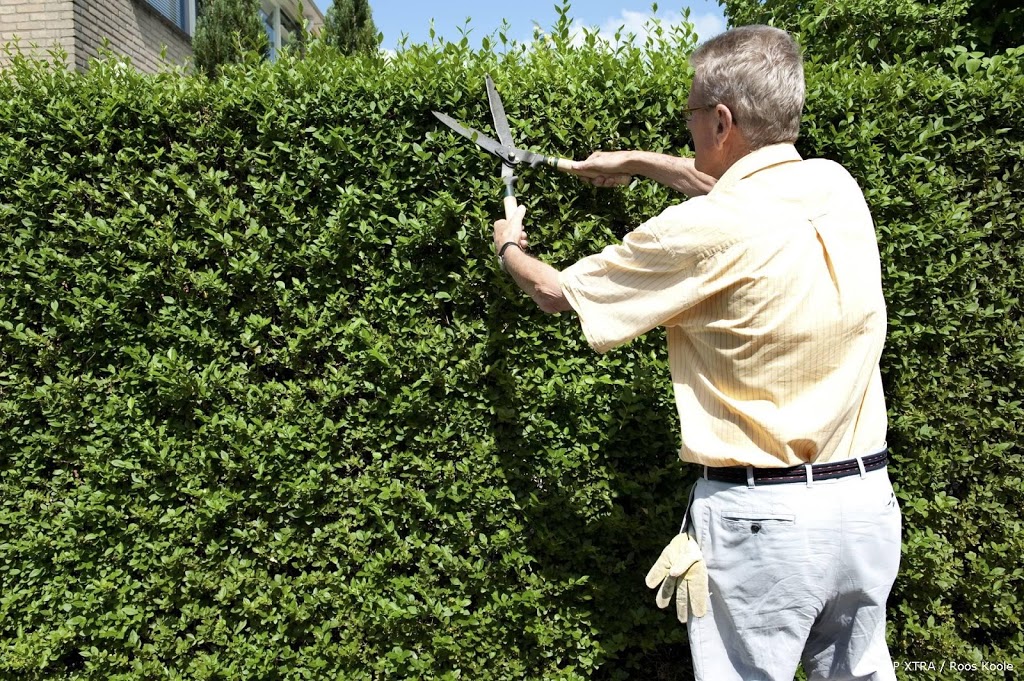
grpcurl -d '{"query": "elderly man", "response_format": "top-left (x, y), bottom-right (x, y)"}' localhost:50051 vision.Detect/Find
top-left (492, 25), bottom-right (901, 681)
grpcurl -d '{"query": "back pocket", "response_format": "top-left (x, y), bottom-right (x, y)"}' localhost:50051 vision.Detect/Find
top-left (721, 512), bottom-right (796, 535)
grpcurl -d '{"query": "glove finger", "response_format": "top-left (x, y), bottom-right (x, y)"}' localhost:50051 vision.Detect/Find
top-left (655, 574), bottom-right (678, 609)
top-left (675, 578), bottom-right (690, 623)
top-left (645, 551), bottom-right (672, 589)
top-left (687, 560), bottom-right (710, 618)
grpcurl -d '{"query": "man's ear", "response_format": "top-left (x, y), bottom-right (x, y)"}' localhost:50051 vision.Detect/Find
top-left (716, 109), bottom-right (726, 134)
top-left (713, 105), bottom-right (733, 147)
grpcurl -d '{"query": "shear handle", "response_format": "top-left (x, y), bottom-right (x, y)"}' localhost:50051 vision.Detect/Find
top-left (502, 176), bottom-right (518, 221)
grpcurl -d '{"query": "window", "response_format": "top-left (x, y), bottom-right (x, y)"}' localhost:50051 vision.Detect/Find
top-left (261, 8), bottom-right (277, 58)
top-left (279, 8), bottom-right (301, 51)
top-left (261, 1), bottom-right (305, 61)
top-left (143, 0), bottom-right (196, 35)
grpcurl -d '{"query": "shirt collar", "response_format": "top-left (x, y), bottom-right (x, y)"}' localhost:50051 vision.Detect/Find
top-left (710, 143), bottom-right (803, 194)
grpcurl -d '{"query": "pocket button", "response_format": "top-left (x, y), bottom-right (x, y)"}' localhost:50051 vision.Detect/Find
top-left (751, 523), bottom-right (762, 534)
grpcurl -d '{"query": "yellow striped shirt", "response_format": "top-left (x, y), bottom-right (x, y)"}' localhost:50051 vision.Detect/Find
top-left (559, 144), bottom-right (887, 467)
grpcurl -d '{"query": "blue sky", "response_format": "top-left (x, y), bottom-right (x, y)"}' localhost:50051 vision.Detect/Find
top-left (309, 1), bottom-right (728, 51)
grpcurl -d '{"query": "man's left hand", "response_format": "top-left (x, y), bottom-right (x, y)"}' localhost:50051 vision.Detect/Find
top-left (493, 204), bottom-right (529, 256)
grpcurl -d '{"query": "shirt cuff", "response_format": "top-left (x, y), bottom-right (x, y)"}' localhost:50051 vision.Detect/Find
top-left (558, 266), bottom-right (615, 354)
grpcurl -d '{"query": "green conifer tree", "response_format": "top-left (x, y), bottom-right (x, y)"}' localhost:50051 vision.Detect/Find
top-left (322, 0), bottom-right (379, 55)
top-left (192, 0), bottom-right (269, 78)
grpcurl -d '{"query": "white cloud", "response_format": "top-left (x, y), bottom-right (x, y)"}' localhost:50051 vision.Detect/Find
top-left (689, 11), bottom-right (728, 43)
top-left (566, 8), bottom-right (726, 49)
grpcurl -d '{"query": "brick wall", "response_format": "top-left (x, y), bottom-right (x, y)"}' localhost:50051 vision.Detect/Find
top-left (0, 0), bottom-right (77, 68)
top-left (73, 0), bottom-right (192, 72)
top-left (0, 0), bottom-right (192, 73)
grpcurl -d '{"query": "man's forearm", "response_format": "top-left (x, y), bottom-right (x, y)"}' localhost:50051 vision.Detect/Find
top-left (500, 246), bottom-right (572, 314)
top-left (621, 151), bottom-right (715, 197)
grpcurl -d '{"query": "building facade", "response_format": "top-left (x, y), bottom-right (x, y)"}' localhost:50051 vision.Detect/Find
top-left (0, 0), bottom-right (324, 73)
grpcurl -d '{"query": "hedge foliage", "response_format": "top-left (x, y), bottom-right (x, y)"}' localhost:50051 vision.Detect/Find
top-left (1, 4), bottom-right (1022, 679)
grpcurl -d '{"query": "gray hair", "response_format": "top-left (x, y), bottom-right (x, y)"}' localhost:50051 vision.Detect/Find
top-left (690, 25), bottom-right (805, 149)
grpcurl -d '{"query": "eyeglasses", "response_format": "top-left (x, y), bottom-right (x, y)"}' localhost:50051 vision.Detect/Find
top-left (682, 103), bottom-right (714, 122)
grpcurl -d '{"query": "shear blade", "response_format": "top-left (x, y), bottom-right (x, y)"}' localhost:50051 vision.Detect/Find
top-left (485, 74), bottom-right (515, 150)
top-left (432, 111), bottom-right (512, 164)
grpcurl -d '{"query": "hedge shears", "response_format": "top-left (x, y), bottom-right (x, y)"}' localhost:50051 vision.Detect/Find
top-left (432, 75), bottom-right (628, 220)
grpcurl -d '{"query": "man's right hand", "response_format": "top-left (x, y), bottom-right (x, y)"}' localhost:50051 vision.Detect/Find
top-left (569, 151), bottom-right (635, 187)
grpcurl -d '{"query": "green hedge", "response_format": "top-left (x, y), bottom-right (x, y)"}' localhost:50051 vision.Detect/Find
top-left (1, 9), bottom-right (1022, 680)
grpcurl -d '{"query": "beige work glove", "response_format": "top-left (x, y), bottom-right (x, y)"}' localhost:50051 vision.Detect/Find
top-left (645, 533), bottom-right (708, 622)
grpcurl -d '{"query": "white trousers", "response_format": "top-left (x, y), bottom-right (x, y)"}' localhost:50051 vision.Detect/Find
top-left (686, 466), bottom-right (902, 681)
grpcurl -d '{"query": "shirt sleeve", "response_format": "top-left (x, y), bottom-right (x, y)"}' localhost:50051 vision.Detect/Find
top-left (558, 203), bottom-right (730, 353)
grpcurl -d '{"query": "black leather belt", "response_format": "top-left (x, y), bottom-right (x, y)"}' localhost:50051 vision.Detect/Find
top-left (704, 450), bottom-right (888, 485)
